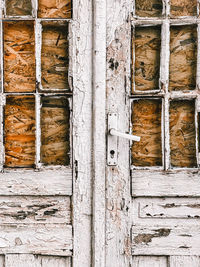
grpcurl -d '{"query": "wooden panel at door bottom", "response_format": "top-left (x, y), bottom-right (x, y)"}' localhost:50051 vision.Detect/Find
top-left (132, 170), bottom-right (200, 197)
top-left (0, 224), bottom-right (72, 256)
top-left (132, 225), bottom-right (200, 255)
top-left (133, 256), bottom-right (167, 267)
top-left (5, 254), bottom-right (71, 267)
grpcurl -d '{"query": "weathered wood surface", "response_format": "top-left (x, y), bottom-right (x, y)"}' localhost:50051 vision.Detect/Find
top-left (5, 0), bottom-right (32, 16)
top-left (132, 170), bottom-right (200, 196)
top-left (40, 256), bottom-right (71, 267)
top-left (169, 256), bottom-right (200, 267)
top-left (170, 100), bottom-right (196, 168)
top-left (5, 96), bottom-right (35, 168)
top-left (41, 21), bottom-right (69, 90)
top-left (138, 198), bottom-right (200, 219)
top-left (133, 26), bottom-right (161, 92)
top-left (132, 225), bottom-right (200, 255)
top-left (0, 224), bottom-right (72, 255)
top-left (169, 25), bottom-right (197, 91)
top-left (41, 97), bottom-right (70, 165)
top-left (0, 169), bottom-right (72, 195)
top-left (38, 0), bottom-right (71, 19)
top-left (132, 99), bottom-right (162, 166)
top-left (170, 0), bottom-right (197, 17)
top-left (133, 256), bottom-right (167, 267)
top-left (4, 21), bottom-right (35, 92)
top-left (135, 0), bottom-right (163, 17)
top-left (5, 254), bottom-right (71, 267)
top-left (0, 196), bottom-right (71, 224)
top-left (0, 256), bottom-right (4, 267)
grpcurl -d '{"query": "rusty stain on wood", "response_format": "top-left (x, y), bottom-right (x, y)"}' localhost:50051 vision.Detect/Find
top-left (135, 0), bottom-right (163, 17)
top-left (170, 0), bottom-right (197, 17)
top-left (134, 228), bottom-right (171, 244)
top-left (169, 25), bottom-right (197, 91)
top-left (38, 0), bottom-right (71, 19)
top-left (41, 96), bottom-right (70, 165)
top-left (4, 96), bottom-right (35, 167)
top-left (170, 100), bottom-right (197, 168)
top-left (41, 21), bottom-right (69, 90)
top-left (6, 0), bottom-right (32, 16)
top-left (132, 99), bottom-right (162, 166)
top-left (4, 21), bottom-right (35, 93)
top-left (133, 26), bottom-right (161, 92)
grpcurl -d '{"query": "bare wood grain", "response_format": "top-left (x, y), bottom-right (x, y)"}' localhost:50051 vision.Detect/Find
top-left (5, 254), bottom-right (41, 267)
top-left (41, 21), bottom-right (69, 90)
top-left (40, 256), bottom-right (71, 267)
top-left (133, 26), bottom-right (161, 92)
top-left (6, 0), bottom-right (32, 16)
top-left (132, 225), bottom-right (200, 255)
top-left (4, 21), bottom-right (35, 92)
top-left (41, 96), bottom-right (70, 165)
top-left (135, 0), bottom-right (163, 17)
top-left (132, 99), bottom-right (162, 166)
top-left (170, 100), bottom-right (196, 168)
top-left (0, 196), bottom-right (71, 224)
top-left (169, 25), bottom-right (197, 91)
top-left (38, 0), bottom-right (71, 19)
top-left (170, 0), bottom-right (197, 17)
top-left (5, 96), bottom-right (35, 168)
top-left (169, 256), bottom-right (200, 267)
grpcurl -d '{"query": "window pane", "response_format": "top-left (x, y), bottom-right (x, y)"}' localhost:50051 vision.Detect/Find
top-left (41, 21), bottom-right (69, 90)
top-left (169, 25), bottom-right (197, 91)
top-left (132, 99), bottom-right (162, 166)
top-left (38, 0), bottom-right (72, 18)
top-left (4, 21), bottom-right (35, 93)
top-left (133, 26), bottom-right (161, 92)
top-left (4, 96), bottom-right (35, 167)
top-left (6, 0), bottom-right (32, 16)
top-left (41, 96), bottom-right (70, 165)
top-left (170, 100), bottom-right (197, 168)
top-left (170, 0), bottom-right (197, 17)
top-left (135, 0), bottom-right (162, 17)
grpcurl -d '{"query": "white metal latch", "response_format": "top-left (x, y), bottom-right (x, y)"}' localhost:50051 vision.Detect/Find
top-left (107, 113), bottom-right (140, 166)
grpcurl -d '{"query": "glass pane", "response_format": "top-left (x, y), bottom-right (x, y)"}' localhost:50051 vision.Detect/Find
top-left (170, 0), bottom-right (197, 17)
top-left (132, 99), bottom-right (162, 166)
top-left (4, 96), bottom-right (35, 167)
top-left (169, 25), bottom-right (197, 91)
top-left (133, 26), bottom-right (161, 92)
top-left (6, 0), bottom-right (32, 16)
top-left (135, 0), bottom-right (162, 17)
top-left (170, 100), bottom-right (197, 168)
top-left (41, 21), bottom-right (69, 90)
top-left (41, 96), bottom-right (70, 165)
top-left (38, 0), bottom-right (72, 18)
top-left (4, 21), bottom-right (35, 93)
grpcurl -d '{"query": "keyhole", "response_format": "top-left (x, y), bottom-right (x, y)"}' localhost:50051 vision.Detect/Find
top-left (110, 150), bottom-right (115, 159)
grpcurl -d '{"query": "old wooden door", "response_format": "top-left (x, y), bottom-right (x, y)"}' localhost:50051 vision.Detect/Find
top-left (0, 0), bottom-right (93, 266)
top-left (105, 0), bottom-right (200, 266)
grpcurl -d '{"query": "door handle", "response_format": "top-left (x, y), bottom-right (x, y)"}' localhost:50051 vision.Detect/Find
top-left (109, 128), bottom-right (140, 142)
top-left (107, 113), bottom-right (140, 166)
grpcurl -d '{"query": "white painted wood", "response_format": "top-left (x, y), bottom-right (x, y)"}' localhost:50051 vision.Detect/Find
top-left (132, 225), bottom-right (200, 255)
top-left (133, 256), bottom-right (167, 267)
top-left (0, 169), bottom-right (72, 195)
top-left (106, 0), bottom-right (132, 266)
top-left (0, 256), bottom-right (4, 267)
top-left (137, 198), bottom-right (200, 219)
top-left (40, 256), bottom-right (71, 267)
top-left (132, 170), bottom-right (200, 196)
top-left (0, 224), bottom-right (72, 255)
top-left (72, 0), bottom-right (93, 265)
top-left (92, 0), bottom-right (106, 265)
top-left (170, 256), bottom-right (200, 267)
top-left (0, 196), bottom-right (71, 224)
top-left (5, 254), bottom-right (40, 267)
